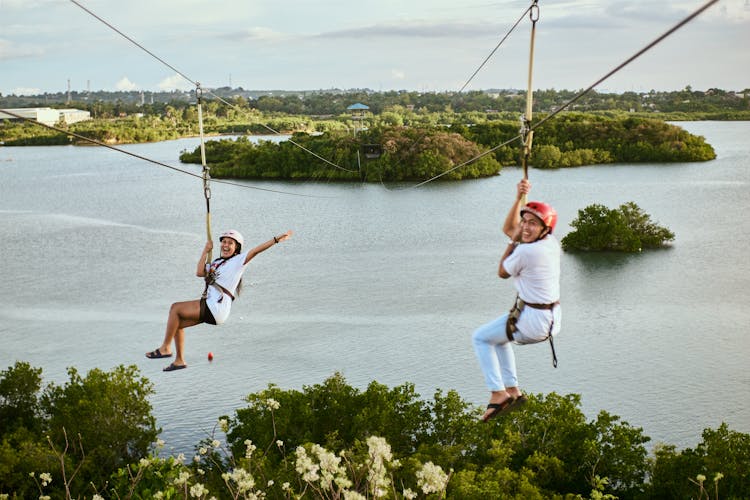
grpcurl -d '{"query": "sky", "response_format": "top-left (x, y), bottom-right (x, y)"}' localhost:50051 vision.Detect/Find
top-left (1, 0), bottom-right (749, 96)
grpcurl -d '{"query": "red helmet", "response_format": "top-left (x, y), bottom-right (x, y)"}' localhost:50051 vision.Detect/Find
top-left (521, 201), bottom-right (557, 233)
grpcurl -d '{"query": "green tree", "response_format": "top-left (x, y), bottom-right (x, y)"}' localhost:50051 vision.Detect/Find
top-left (562, 202), bottom-right (674, 252)
top-left (41, 364), bottom-right (158, 491)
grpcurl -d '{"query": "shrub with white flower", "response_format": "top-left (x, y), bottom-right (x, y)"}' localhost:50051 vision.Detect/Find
top-left (265, 398), bottom-right (280, 411)
top-left (218, 418), bottom-right (229, 433)
top-left (416, 461), bottom-right (449, 495)
top-left (244, 439), bottom-right (257, 459)
top-left (189, 482), bottom-right (209, 498)
top-left (222, 467), bottom-right (256, 494)
top-left (366, 436), bottom-right (394, 497)
top-left (39, 472), bottom-right (52, 487)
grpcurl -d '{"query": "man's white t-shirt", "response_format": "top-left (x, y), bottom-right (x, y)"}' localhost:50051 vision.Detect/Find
top-left (502, 235), bottom-right (562, 342)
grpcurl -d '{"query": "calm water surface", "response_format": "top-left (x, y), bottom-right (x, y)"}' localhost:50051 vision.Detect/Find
top-left (1, 123), bottom-right (748, 454)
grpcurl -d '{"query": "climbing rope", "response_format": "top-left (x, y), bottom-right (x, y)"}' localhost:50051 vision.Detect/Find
top-left (519, 0), bottom-right (539, 206)
top-left (196, 84), bottom-right (213, 261)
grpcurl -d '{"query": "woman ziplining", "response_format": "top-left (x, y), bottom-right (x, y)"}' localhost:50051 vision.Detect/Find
top-left (472, 179), bottom-right (561, 421)
top-left (146, 229), bottom-right (293, 371)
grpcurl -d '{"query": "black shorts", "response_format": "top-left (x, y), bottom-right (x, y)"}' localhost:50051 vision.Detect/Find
top-left (199, 297), bottom-right (216, 325)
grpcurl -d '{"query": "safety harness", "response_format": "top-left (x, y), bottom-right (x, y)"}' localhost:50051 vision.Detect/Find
top-left (201, 257), bottom-right (236, 301)
top-left (506, 295), bottom-right (559, 368)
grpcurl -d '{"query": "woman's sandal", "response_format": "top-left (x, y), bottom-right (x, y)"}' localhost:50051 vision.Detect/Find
top-left (146, 348), bottom-right (172, 359)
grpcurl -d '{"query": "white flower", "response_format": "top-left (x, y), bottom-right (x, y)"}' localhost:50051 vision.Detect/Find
top-left (189, 482), bottom-right (209, 498)
top-left (92, 495), bottom-right (104, 500)
top-left (416, 461), bottom-right (449, 495)
top-left (199, 447), bottom-right (208, 455)
top-left (173, 471), bottom-right (191, 486)
top-left (402, 488), bottom-right (417, 499)
top-left (342, 491), bottom-right (366, 500)
top-left (218, 418), bottom-right (229, 433)
top-left (714, 472), bottom-right (724, 482)
top-left (39, 496), bottom-right (50, 500)
top-left (245, 439), bottom-right (257, 459)
top-left (156, 438), bottom-right (166, 448)
top-left (194, 455), bottom-right (201, 463)
top-left (211, 439), bottom-right (221, 449)
top-left (176, 453), bottom-right (186, 464)
top-left (39, 472), bottom-right (52, 487)
top-left (223, 468), bottom-right (256, 493)
top-left (267, 480), bottom-right (274, 487)
top-left (276, 440), bottom-right (284, 448)
top-left (265, 398), bottom-right (280, 410)
top-left (696, 474), bottom-right (706, 482)
top-left (153, 492), bottom-right (164, 499)
top-left (197, 468), bottom-right (205, 475)
top-left (281, 482), bottom-right (291, 491)
top-left (366, 436), bottom-right (393, 496)
top-left (139, 457), bottom-right (151, 468)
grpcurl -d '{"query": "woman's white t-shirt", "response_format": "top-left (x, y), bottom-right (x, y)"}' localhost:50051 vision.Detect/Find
top-left (204, 251), bottom-right (250, 325)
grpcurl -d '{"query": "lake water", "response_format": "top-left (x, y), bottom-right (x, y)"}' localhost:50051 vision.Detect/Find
top-left (1, 123), bottom-right (748, 455)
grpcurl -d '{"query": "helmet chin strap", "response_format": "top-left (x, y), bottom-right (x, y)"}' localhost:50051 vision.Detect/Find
top-left (535, 227), bottom-right (550, 242)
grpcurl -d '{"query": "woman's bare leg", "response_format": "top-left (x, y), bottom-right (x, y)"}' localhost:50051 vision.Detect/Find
top-left (150, 300), bottom-right (202, 365)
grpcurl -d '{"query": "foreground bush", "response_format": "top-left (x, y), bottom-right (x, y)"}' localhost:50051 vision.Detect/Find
top-left (1, 364), bottom-right (747, 499)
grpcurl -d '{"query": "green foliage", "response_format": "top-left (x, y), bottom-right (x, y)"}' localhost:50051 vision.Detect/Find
top-left (40, 365), bottom-right (158, 488)
top-left (647, 423), bottom-right (750, 499)
top-left (0, 362), bottom-right (157, 497)
top-left (562, 202), bottom-right (675, 252)
top-left (1, 364), bottom-right (748, 499)
top-left (465, 114), bottom-right (715, 168)
top-left (181, 127), bottom-right (502, 182)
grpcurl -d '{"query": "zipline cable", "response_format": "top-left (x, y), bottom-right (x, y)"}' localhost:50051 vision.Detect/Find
top-left (414, 0), bottom-right (720, 189)
top-left (457, 2), bottom-right (535, 94)
top-left (0, 109), bottom-right (330, 198)
top-left (531, 0), bottom-right (720, 132)
top-left (68, 0), bottom-right (356, 174)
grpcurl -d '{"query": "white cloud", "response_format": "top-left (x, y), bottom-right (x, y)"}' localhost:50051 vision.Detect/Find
top-left (115, 77), bottom-right (138, 91)
top-left (12, 87), bottom-right (42, 96)
top-left (157, 73), bottom-right (193, 91)
top-left (391, 69), bottom-right (406, 80)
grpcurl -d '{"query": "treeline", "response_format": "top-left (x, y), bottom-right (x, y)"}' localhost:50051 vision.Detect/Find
top-left (2, 86), bottom-right (748, 117)
top-left (1, 362), bottom-right (748, 499)
top-left (179, 115), bottom-right (715, 182)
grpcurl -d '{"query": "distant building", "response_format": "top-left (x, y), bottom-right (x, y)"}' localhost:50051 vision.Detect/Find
top-left (0, 107), bottom-right (91, 126)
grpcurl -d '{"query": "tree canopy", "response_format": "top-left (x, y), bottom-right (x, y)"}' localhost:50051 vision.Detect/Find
top-left (562, 202), bottom-right (676, 252)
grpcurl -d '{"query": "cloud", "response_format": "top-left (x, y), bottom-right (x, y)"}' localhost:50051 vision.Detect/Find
top-left (157, 73), bottom-right (193, 91)
top-left (391, 69), bottom-right (406, 80)
top-left (12, 87), bottom-right (42, 96)
top-left (115, 77), bottom-right (138, 91)
top-left (318, 20), bottom-right (500, 40)
top-left (0, 39), bottom-right (44, 60)
top-left (220, 27), bottom-right (289, 43)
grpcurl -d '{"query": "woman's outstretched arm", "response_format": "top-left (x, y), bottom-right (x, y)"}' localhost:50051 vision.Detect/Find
top-left (243, 230), bottom-right (294, 265)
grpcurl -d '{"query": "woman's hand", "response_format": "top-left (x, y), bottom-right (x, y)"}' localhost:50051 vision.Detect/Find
top-left (204, 241), bottom-right (214, 253)
top-left (277, 230), bottom-right (293, 242)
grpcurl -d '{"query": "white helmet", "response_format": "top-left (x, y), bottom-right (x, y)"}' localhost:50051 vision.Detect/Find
top-left (219, 229), bottom-right (244, 248)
